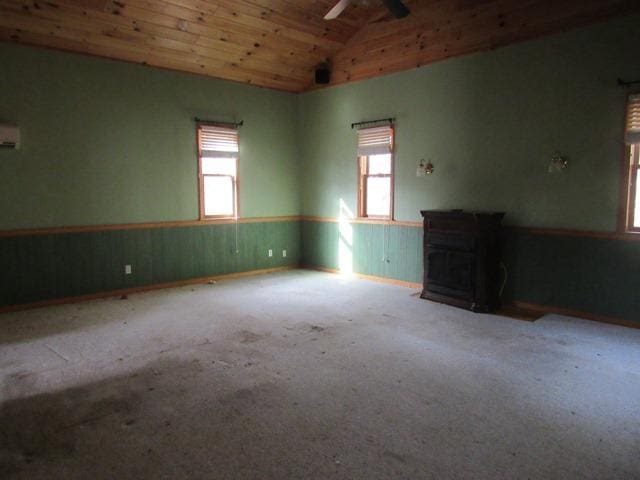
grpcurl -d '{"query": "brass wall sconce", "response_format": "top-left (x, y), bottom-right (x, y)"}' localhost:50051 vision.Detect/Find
top-left (548, 152), bottom-right (568, 173)
top-left (417, 159), bottom-right (434, 176)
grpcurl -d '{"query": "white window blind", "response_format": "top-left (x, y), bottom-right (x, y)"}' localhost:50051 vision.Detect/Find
top-left (199, 125), bottom-right (239, 157)
top-left (357, 126), bottom-right (393, 156)
top-left (626, 94), bottom-right (640, 145)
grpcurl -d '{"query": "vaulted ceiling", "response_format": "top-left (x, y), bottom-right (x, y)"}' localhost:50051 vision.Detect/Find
top-left (0, 0), bottom-right (638, 93)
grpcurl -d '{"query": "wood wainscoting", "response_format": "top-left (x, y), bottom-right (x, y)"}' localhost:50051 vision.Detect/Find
top-left (0, 217), bottom-right (301, 310)
top-left (301, 216), bottom-right (640, 328)
top-left (0, 266), bottom-right (296, 314)
top-left (2, 215), bottom-right (638, 328)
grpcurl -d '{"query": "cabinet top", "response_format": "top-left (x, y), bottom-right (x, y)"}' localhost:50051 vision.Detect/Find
top-left (420, 210), bottom-right (505, 225)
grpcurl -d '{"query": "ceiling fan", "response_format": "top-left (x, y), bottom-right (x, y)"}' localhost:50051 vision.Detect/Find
top-left (324, 0), bottom-right (410, 20)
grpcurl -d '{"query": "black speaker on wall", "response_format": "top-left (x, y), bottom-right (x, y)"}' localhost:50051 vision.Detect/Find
top-left (315, 66), bottom-right (331, 84)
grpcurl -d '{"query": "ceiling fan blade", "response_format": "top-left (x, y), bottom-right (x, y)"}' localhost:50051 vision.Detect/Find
top-left (324, 0), bottom-right (352, 20)
top-left (382, 0), bottom-right (410, 18)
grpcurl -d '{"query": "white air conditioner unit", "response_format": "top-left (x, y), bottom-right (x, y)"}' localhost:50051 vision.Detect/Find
top-left (0, 124), bottom-right (20, 149)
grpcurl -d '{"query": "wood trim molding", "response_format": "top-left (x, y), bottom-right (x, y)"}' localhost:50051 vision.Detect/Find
top-left (197, 125), bottom-right (205, 221)
top-left (301, 215), bottom-right (640, 241)
top-left (0, 266), bottom-right (296, 314)
top-left (506, 301), bottom-right (639, 330)
top-left (6, 215), bottom-right (640, 240)
top-left (304, 266), bottom-right (638, 329)
top-left (304, 265), bottom-right (422, 289)
top-left (505, 226), bottom-right (640, 241)
top-left (301, 215), bottom-right (422, 228)
top-left (0, 216), bottom-right (300, 238)
top-left (2, 264), bottom-right (636, 331)
top-left (196, 123), bottom-right (241, 221)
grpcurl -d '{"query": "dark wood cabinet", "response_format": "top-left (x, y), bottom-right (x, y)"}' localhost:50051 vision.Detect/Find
top-left (420, 210), bottom-right (504, 313)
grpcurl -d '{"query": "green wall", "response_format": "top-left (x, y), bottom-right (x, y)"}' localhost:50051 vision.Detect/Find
top-left (298, 14), bottom-right (640, 323)
top-left (302, 220), bottom-right (423, 283)
top-left (0, 43), bottom-right (299, 230)
top-left (501, 230), bottom-right (640, 320)
top-left (298, 14), bottom-right (640, 230)
top-left (0, 43), bottom-right (302, 308)
top-left (2, 14), bottom-right (640, 321)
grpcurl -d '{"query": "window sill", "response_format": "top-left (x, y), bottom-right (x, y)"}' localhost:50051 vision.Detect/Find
top-left (621, 229), bottom-right (640, 238)
top-left (356, 216), bottom-right (392, 222)
top-left (200, 216), bottom-right (237, 221)
top-left (352, 217), bottom-right (422, 227)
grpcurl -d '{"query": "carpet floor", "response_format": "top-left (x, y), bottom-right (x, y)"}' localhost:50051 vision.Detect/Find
top-left (1, 270), bottom-right (639, 479)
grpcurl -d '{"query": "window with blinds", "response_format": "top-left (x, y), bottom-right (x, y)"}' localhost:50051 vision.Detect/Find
top-left (197, 124), bottom-right (239, 218)
top-left (357, 125), bottom-right (394, 218)
top-left (625, 94), bottom-right (640, 145)
top-left (623, 95), bottom-right (640, 231)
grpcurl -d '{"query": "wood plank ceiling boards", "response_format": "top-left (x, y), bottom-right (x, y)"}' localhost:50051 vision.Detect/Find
top-left (1, 0), bottom-right (639, 92)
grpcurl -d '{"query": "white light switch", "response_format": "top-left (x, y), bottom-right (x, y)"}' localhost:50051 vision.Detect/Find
top-left (125, 264), bottom-right (132, 275)
top-left (268, 249), bottom-right (273, 257)
top-left (282, 249), bottom-right (287, 258)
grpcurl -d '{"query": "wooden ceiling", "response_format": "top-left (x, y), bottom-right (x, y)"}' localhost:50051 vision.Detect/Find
top-left (0, 0), bottom-right (638, 93)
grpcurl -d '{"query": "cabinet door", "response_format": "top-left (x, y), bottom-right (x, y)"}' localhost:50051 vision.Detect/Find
top-left (425, 248), bottom-right (475, 300)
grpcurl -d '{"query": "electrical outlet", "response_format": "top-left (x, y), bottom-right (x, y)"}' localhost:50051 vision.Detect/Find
top-left (282, 249), bottom-right (287, 258)
top-left (268, 249), bottom-right (273, 257)
top-left (125, 264), bottom-right (132, 275)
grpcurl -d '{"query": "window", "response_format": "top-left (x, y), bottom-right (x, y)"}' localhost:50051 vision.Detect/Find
top-left (623, 94), bottom-right (640, 232)
top-left (357, 125), bottom-right (394, 218)
top-left (197, 124), bottom-right (239, 218)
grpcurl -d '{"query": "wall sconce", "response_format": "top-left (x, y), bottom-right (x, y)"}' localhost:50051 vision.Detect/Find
top-left (548, 152), bottom-right (568, 173)
top-left (417, 159), bottom-right (434, 177)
